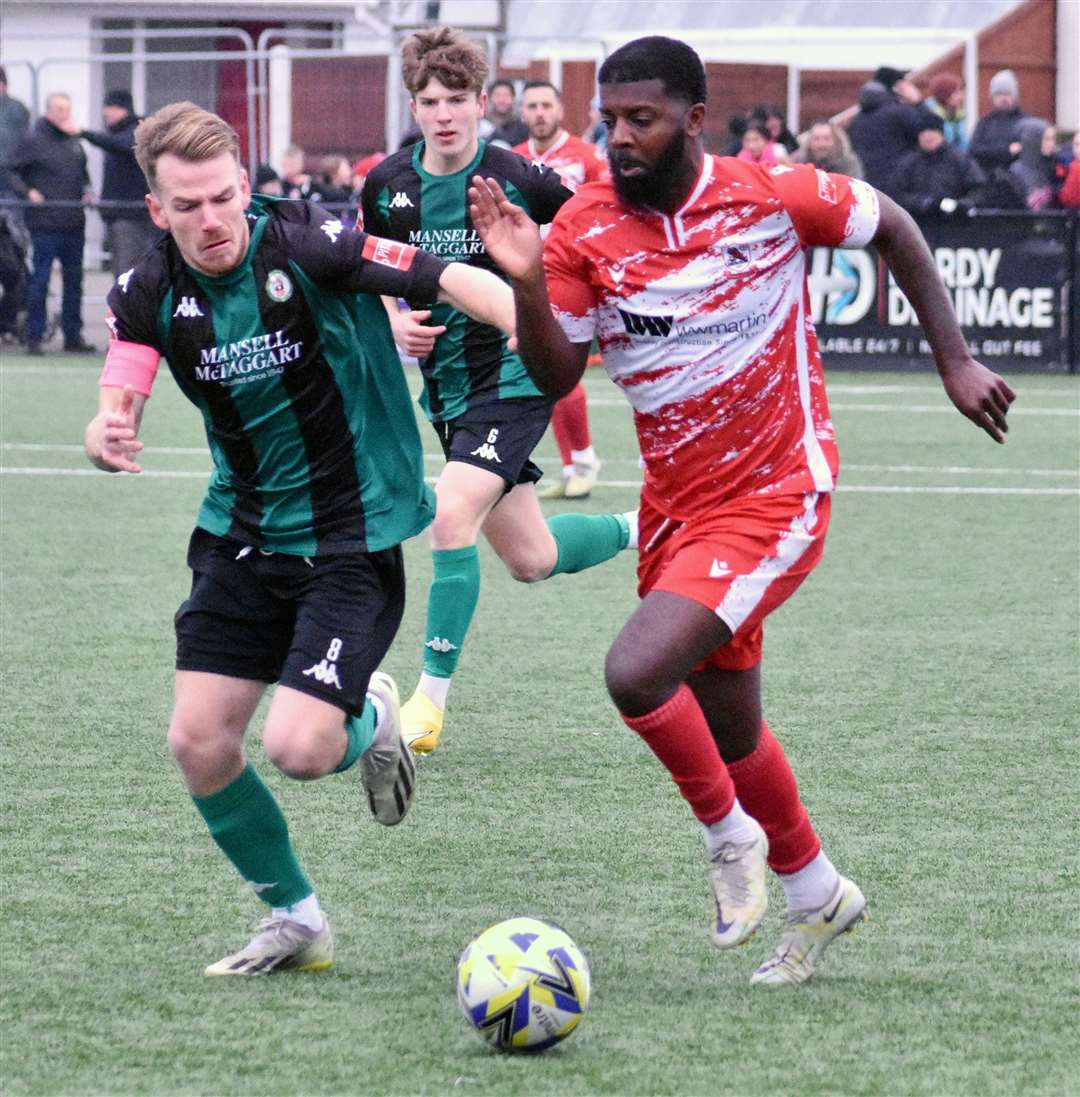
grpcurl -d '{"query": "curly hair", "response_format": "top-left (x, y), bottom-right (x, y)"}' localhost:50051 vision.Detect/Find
top-left (401, 26), bottom-right (489, 96)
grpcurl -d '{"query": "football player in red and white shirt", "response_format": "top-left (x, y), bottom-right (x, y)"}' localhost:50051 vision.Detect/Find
top-left (515, 80), bottom-right (610, 498)
top-left (472, 36), bottom-right (1014, 986)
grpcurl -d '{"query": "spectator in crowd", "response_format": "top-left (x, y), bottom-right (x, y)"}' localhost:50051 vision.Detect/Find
top-left (752, 104), bottom-right (798, 154)
top-left (6, 92), bottom-right (96, 354)
top-left (848, 77), bottom-right (934, 197)
top-left (737, 122), bottom-right (789, 166)
top-left (581, 95), bottom-right (607, 151)
top-left (720, 112), bottom-right (748, 157)
top-left (1007, 118), bottom-right (1058, 211)
top-left (281, 144), bottom-right (315, 199)
top-left (484, 78), bottom-right (528, 147)
top-left (351, 151), bottom-right (386, 196)
top-left (72, 89), bottom-right (156, 278)
top-left (792, 120), bottom-right (863, 177)
top-left (0, 67), bottom-right (31, 340)
top-left (318, 154), bottom-right (355, 207)
top-left (925, 73), bottom-right (969, 149)
top-left (253, 163), bottom-right (283, 195)
top-left (969, 69), bottom-right (1026, 176)
top-left (892, 114), bottom-right (984, 218)
top-left (1056, 132), bottom-right (1080, 209)
top-left (0, 66), bottom-right (31, 189)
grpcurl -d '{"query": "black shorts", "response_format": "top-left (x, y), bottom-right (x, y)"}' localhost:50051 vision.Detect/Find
top-left (174, 528), bottom-right (405, 717)
top-left (433, 396), bottom-right (554, 490)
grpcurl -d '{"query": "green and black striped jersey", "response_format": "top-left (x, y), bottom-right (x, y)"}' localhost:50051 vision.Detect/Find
top-left (105, 195), bottom-right (445, 556)
top-left (360, 139), bottom-right (573, 422)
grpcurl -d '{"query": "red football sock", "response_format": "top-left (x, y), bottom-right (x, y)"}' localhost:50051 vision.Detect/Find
top-left (622, 685), bottom-right (736, 825)
top-left (726, 722), bottom-right (821, 874)
top-left (552, 384), bottom-right (591, 464)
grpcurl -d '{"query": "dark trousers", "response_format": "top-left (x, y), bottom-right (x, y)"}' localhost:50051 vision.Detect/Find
top-left (26, 230), bottom-right (84, 344)
top-left (105, 219), bottom-right (157, 278)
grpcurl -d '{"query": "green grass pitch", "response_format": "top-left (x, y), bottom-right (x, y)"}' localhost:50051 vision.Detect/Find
top-left (1, 356), bottom-right (1077, 1096)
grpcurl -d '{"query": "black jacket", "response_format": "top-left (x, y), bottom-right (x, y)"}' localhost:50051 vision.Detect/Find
top-left (79, 112), bottom-right (150, 223)
top-left (7, 117), bottom-right (90, 233)
top-left (969, 107), bottom-right (1026, 175)
top-left (892, 144), bottom-right (985, 215)
top-left (848, 84), bottom-right (936, 197)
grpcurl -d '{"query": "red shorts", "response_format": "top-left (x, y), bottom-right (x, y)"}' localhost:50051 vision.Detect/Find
top-left (637, 491), bottom-right (831, 671)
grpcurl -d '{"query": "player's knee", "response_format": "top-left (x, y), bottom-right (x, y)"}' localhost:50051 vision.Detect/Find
top-left (505, 553), bottom-right (551, 583)
top-left (604, 647), bottom-right (669, 717)
top-left (263, 723), bottom-right (331, 780)
top-left (430, 506), bottom-right (479, 549)
top-left (167, 721), bottom-right (239, 782)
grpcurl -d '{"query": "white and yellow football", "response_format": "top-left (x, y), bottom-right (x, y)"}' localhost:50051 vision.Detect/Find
top-left (456, 916), bottom-right (591, 1052)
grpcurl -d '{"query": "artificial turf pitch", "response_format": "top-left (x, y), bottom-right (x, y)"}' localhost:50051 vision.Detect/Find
top-left (1, 357), bottom-right (1077, 1096)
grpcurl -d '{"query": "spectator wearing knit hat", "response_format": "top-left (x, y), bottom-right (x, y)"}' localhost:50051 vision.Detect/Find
top-left (969, 69), bottom-right (1027, 176)
top-left (891, 113), bottom-right (984, 218)
top-left (75, 89), bottom-right (156, 277)
top-left (925, 73), bottom-right (969, 149)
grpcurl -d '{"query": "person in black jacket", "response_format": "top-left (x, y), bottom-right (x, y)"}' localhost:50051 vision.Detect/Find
top-left (892, 114), bottom-right (985, 218)
top-left (6, 92), bottom-right (95, 354)
top-left (969, 70), bottom-right (1027, 176)
top-left (75, 89), bottom-right (156, 277)
top-left (847, 79), bottom-right (935, 198)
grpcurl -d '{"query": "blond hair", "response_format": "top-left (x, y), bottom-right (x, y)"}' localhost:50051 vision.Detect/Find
top-left (401, 26), bottom-right (489, 97)
top-left (134, 102), bottom-right (240, 192)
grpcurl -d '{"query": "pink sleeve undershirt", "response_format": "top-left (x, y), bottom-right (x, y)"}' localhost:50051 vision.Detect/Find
top-left (99, 340), bottom-right (161, 397)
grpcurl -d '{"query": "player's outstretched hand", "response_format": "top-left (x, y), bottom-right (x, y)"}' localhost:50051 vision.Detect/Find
top-left (942, 360), bottom-right (1016, 443)
top-left (389, 308), bottom-right (447, 358)
top-left (468, 176), bottom-right (543, 281)
top-left (86, 384), bottom-right (144, 473)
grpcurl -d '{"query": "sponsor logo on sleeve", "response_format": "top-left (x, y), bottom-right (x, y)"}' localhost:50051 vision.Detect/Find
top-left (816, 169), bottom-right (838, 205)
top-left (362, 235), bottom-right (416, 271)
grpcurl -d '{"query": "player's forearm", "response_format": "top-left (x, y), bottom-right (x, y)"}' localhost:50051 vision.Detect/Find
top-left (85, 385), bottom-right (146, 471)
top-left (873, 193), bottom-right (971, 375)
top-left (437, 263), bottom-right (515, 336)
top-left (508, 270), bottom-right (587, 398)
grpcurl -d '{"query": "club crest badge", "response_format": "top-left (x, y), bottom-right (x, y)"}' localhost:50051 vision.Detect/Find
top-left (266, 269), bottom-right (293, 302)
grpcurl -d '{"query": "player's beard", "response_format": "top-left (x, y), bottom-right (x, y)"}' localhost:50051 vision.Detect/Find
top-left (609, 128), bottom-right (689, 210)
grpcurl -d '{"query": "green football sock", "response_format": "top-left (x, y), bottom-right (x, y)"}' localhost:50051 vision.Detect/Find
top-left (193, 764), bottom-right (313, 909)
top-left (422, 546), bottom-right (481, 679)
top-left (334, 702), bottom-right (376, 774)
top-left (546, 512), bottom-right (631, 577)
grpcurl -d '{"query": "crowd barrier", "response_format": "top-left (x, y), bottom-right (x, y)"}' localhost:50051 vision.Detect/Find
top-left (3, 199), bottom-right (1077, 373)
top-left (811, 210), bottom-right (1078, 374)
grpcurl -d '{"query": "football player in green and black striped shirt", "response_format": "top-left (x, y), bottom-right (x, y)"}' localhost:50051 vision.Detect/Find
top-left (362, 27), bottom-right (636, 754)
top-left (83, 102), bottom-right (519, 977)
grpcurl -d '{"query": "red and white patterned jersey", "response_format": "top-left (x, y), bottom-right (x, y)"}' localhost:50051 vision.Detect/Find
top-left (513, 131), bottom-right (609, 188)
top-left (543, 155), bottom-right (880, 520)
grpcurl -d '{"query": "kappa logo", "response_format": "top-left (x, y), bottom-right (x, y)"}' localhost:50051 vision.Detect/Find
top-left (320, 218), bottom-right (345, 244)
top-left (425, 636), bottom-right (459, 653)
top-left (469, 427), bottom-right (502, 463)
top-left (388, 191), bottom-right (414, 209)
top-left (173, 295), bottom-right (205, 318)
top-left (302, 637), bottom-right (344, 690)
top-left (117, 268), bottom-right (134, 293)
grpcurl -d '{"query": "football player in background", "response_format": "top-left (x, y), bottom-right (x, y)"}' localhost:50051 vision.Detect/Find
top-left (362, 28), bottom-right (636, 755)
top-left (470, 36), bottom-right (1014, 985)
top-left (513, 79), bottom-right (608, 500)
top-left (83, 102), bottom-right (521, 976)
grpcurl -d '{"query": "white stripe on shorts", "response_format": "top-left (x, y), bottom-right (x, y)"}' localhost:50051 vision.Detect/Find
top-left (715, 493), bottom-right (821, 635)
